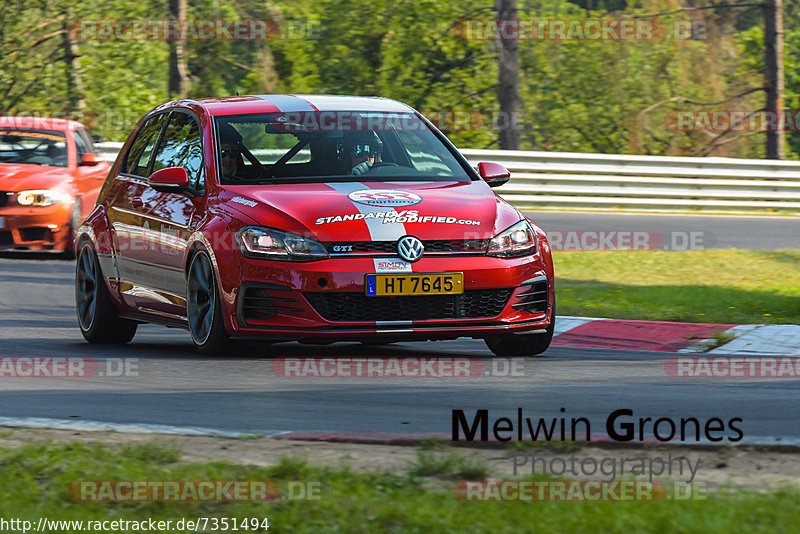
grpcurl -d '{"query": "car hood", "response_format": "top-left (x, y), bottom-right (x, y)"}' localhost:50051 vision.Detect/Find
top-left (218, 180), bottom-right (522, 242)
top-left (0, 163), bottom-right (71, 192)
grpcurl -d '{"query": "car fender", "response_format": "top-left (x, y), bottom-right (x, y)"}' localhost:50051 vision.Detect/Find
top-left (185, 214), bottom-right (242, 335)
top-left (77, 203), bottom-right (125, 308)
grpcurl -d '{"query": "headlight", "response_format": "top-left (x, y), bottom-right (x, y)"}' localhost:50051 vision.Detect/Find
top-left (16, 189), bottom-right (71, 207)
top-left (235, 226), bottom-right (328, 261)
top-left (487, 220), bottom-right (537, 257)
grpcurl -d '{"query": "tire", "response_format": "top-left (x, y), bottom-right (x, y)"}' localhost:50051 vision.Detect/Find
top-left (75, 241), bottom-right (138, 344)
top-left (484, 297), bottom-right (556, 357)
top-left (187, 251), bottom-right (232, 355)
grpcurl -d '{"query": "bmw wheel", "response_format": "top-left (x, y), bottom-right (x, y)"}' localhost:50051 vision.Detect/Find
top-left (75, 241), bottom-right (138, 343)
top-left (187, 251), bottom-right (231, 354)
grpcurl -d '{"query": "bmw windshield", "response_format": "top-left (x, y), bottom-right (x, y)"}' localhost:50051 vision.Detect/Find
top-left (0, 128), bottom-right (68, 167)
top-left (214, 112), bottom-right (473, 184)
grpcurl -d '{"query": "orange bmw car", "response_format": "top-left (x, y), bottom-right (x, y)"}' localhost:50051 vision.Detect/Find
top-left (0, 116), bottom-right (109, 254)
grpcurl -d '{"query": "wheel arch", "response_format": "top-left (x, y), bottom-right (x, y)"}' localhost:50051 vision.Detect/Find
top-left (185, 219), bottom-right (242, 335)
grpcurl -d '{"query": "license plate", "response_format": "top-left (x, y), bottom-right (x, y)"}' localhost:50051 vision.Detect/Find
top-left (0, 217), bottom-right (4, 229)
top-left (365, 273), bottom-right (464, 296)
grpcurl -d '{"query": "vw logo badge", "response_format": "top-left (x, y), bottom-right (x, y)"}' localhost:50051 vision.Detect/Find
top-left (397, 235), bottom-right (424, 263)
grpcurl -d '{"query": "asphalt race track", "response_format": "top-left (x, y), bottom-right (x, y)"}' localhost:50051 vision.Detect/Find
top-left (1, 255), bottom-right (799, 444)
top-left (524, 211), bottom-right (799, 250)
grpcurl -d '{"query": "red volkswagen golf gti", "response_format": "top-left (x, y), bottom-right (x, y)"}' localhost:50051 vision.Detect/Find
top-left (75, 95), bottom-right (555, 356)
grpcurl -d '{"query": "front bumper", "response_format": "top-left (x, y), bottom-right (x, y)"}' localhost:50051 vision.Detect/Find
top-left (0, 203), bottom-right (72, 251)
top-left (225, 253), bottom-right (553, 340)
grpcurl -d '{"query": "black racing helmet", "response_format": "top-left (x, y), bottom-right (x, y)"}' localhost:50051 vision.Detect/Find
top-left (218, 123), bottom-right (243, 147)
top-left (349, 131), bottom-right (383, 158)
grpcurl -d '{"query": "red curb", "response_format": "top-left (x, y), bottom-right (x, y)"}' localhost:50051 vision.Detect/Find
top-left (275, 431), bottom-right (449, 444)
top-left (553, 319), bottom-right (737, 352)
top-left (274, 431), bottom-right (668, 445)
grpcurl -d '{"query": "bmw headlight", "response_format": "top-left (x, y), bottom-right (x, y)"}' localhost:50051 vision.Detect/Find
top-left (16, 189), bottom-right (71, 207)
top-left (235, 226), bottom-right (328, 261)
top-left (487, 220), bottom-right (537, 258)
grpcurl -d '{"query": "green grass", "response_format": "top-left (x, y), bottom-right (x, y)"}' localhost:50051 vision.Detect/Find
top-left (408, 450), bottom-right (490, 480)
top-left (2, 441), bottom-right (800, 533)
top-left (555, 249), bottom-right (800, 324)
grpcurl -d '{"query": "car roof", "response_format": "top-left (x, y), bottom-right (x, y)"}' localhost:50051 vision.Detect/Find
top-left (177, 94), bottom-right (416, 116)
top-left (0, 116), bottom-right (83, 131)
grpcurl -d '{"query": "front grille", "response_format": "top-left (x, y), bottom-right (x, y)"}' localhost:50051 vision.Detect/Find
top-left (324, 239), bottom-right (488, 255)
top-left (20, 227), bottom-right (49, 242)
top-left (0, 231), bottom-right (12, 246)
top-left (512, 279), bottom-right (549, 314)
top-left (0, 192), bottom-right (8, 208)
top-left (304, 289), bottom-right (513, 322)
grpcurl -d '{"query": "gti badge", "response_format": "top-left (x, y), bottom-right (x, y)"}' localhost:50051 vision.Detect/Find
top-left (397, 235), bottom-right (424, 262)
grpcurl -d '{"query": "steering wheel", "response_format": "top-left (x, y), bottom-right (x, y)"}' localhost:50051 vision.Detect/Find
top-left (370, 162), bottom-right (400, 168)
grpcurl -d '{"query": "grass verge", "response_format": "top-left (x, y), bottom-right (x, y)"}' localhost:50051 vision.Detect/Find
top-left (1, 441), bottom-right (799, 533)
top-left (554, 249), bottom-right (800, 324)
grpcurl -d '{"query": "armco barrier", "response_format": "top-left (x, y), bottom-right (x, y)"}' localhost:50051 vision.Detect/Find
top-left (460, 149), bottom-right (800, 213)
top-left (96, 143), bottom-right (800, 214)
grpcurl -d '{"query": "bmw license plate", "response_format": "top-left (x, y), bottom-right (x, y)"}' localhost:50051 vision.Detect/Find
top-left (365, 273), bottom-right (463, 296)
top-left (0, 217), bottom-right (4, 229)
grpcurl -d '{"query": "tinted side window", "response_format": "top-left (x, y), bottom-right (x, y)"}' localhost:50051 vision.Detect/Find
top-left (152, 112), bottom-right (204, 191)
top-left (77, 129), bottom-right (96, 153)
top-left (73, 131), bottom-right (89, 161)
top-left (125, 114), bottom-right (166, 176)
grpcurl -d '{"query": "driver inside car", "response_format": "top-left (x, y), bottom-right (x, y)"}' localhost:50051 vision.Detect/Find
top-left (343, 131), bottom-right (383, 175)
top-left (219, 124), bottom-right (246, 180)
top-left (46, 142), bottom-right (68, 166)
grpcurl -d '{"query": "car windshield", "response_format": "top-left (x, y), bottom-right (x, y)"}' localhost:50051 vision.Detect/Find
top-left (0, 128), bottom-right (68, 167)
top-left (214, 112), bottom-right (472, 184)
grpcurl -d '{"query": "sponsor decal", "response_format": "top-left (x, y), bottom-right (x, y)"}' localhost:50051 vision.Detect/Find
top-left (231, 196), bottom-right (258, 207)
top-left (347, 189), bottom-right (422, 207)
top-left (314, 210), bottom-right (480, 226)
top-left (374, 259), bottom-right (412, 273)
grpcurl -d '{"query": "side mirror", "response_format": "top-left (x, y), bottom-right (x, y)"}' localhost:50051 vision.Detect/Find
top-left (79, 153), bottom-right (105, 167)
top-left (148, 167), bottom-right (191, 194)
top-left (477, 162), bottom-right (511, 188)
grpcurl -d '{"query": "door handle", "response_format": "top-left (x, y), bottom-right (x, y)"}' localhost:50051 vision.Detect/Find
top-left (131, 197), bottom-right (144, 208)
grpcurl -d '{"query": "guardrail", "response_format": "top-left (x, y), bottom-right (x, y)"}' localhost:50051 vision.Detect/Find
top-left (460, 149), bottom-right (800, 214)
top-left (97, 142), bottom-right (800, 214)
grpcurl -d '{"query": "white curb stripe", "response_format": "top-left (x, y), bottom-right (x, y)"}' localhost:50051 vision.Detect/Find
top-left (678, 325), bottom-right (756, 353)
top-left (553, 315), bottom-right (603, 337)
top-left (0, 417), bottom-right (291, 438)
top-left (709, 324), bottom-right (800, 356)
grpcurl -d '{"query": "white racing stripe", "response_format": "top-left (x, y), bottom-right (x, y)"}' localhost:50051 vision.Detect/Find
top-left (325, 182), bottom-right (412, 274)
